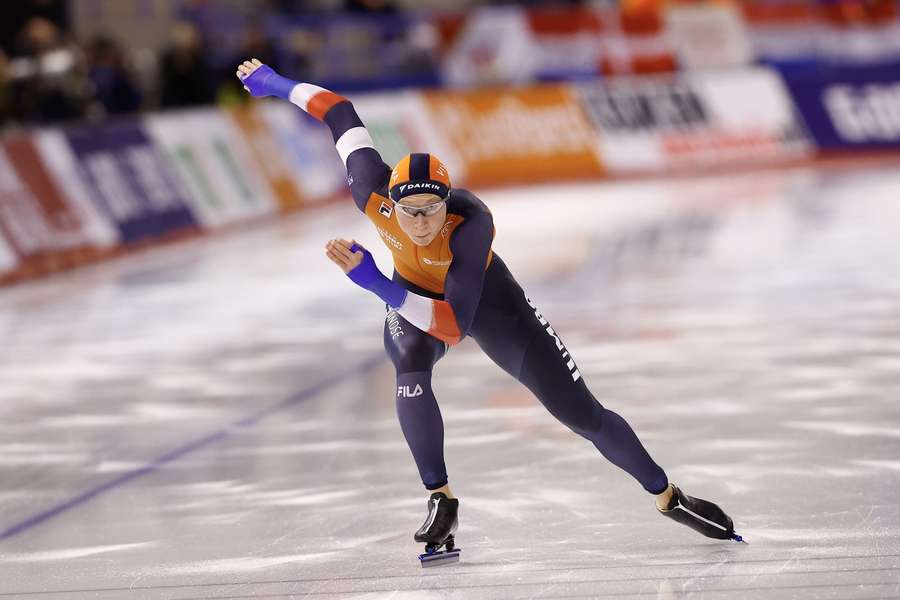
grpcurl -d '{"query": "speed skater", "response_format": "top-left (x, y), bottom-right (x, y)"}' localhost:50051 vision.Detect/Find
top-left (236, 58), bottom-right (744, 566)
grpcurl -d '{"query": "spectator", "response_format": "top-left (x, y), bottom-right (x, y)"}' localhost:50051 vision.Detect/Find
top-left (238, 23), bottom-right (281, 70)
top-left (12, 17), bottom-right (88, 123)
top-left (85, 35), bottom-right (141, 116)
top-left (0, 51), bottom-right (15, 126)
top-left (158, 22), bottom-right (214, 108)
top-left (218, 22), bottom-right (282, 105)
top-left (0, 0), bottom-right (67, 57)
top-left (344, 0), bottom-right (397, 15)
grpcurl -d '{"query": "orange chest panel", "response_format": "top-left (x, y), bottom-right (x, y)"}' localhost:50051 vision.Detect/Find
top-left (364, 195), bottom-right (463, 294)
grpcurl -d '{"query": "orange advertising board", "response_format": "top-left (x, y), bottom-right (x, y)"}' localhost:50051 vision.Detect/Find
top-left (420, 84), bottom-right (604, 188)
top-left (228, 104), bottom-right (305, 211)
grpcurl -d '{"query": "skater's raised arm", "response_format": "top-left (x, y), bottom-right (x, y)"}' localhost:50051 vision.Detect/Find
top-left (236, 59), bottom-right (390, 212)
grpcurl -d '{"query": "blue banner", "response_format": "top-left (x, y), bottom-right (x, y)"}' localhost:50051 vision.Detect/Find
top-left (783, 65), bottom-right (900, 150)
top-left (64, 120), bottom-right (197, 244)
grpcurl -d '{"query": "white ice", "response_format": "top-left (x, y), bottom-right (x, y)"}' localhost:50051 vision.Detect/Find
top-left (1, 163), bottom-right (899, 599)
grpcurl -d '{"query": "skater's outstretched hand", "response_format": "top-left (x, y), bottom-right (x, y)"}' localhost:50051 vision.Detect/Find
top-left (236, 58), bottom-right (295, 98)
top-left (325, 238), bottom-right (365, 274)
top-left (235, 58), bottom-right (263, 93)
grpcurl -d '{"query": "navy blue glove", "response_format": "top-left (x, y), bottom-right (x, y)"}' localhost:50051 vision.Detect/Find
top-left (240, 64), bottom-right (297, 100)
top-left (347, 243), bottom-right (407, 308)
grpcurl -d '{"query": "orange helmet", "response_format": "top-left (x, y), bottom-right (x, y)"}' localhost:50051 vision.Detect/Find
top-left (389, 153), bottom-right (451, 203)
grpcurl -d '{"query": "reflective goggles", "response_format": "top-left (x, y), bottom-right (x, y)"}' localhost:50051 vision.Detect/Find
top-left (394, 199), bottom-right (446, 218)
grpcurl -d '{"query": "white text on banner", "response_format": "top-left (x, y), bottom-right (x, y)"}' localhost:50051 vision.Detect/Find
top-left (576, 68), bottom-right (811, 174)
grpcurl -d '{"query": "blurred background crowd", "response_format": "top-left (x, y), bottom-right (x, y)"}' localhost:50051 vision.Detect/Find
top-left (1, 0), bottom-right (898, 128)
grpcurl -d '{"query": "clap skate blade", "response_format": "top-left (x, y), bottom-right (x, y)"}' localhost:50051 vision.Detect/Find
top-left (661, 486), bottom-right (746, 543)
top-left (418, 536), bottom-right (461, 567)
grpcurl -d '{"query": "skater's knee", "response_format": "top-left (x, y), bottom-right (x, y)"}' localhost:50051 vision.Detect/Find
top-left (557, 396), bottom-right (606, 438)
top-left (386, 325), bottom-right (445, 373)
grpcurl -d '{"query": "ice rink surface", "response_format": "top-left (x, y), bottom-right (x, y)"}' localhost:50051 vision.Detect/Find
top-left (1, 163), bottom-right (899, 599)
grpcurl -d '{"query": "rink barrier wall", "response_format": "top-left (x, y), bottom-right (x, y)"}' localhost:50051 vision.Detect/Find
top-left (1, 66), bottom-right (899, 287)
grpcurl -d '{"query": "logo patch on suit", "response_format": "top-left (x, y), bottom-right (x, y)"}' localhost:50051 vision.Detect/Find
top-left (398, 384), bottom-right (424, 398)
top-left (379, 201), bottom-right (393, 218)
top-left (423, 257), bottom-right (452, 266)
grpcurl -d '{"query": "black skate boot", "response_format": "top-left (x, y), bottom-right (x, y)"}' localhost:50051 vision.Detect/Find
top-left (658, 484), bottom-right (745, 543)
top-left (415, 492), bottom-right (461, 567)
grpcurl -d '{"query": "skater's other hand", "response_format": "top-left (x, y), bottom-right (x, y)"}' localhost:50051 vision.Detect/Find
top-left (325, 238), bottom-right (365, 274)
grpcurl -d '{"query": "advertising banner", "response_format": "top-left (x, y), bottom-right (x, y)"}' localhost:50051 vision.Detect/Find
top-left (442, 7), bottom-right (536, 88)
top-left (441, 6), bottom-right (603, 86)
top-left (0, 148), bottom-right (48, 261)
top-left (145, 109), bottom-right (277, 227)
top-left (65, 120), bottom-right (198, 244)
top-left (576, 68), bottom-right (811, 173)
top-left (227, 103), bottom-right (305, 211)
top-left (0, 232), bottom-right (16, 276)
top-left (32, 129), bottom-right (120, 248)
top-left (420, 84), bottom-right (604, 187)
top-left (665, 3), bottom-right (753, 70)
top-left (782, 66), bottom-right (900, 150)
top-left (255, 101), bottom-right (348, 203)
top-left (2, 135), bottom-right (99, 258)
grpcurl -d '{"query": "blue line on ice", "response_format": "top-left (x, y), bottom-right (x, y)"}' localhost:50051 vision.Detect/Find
top-left (0, 355), bottom-right (383, 542)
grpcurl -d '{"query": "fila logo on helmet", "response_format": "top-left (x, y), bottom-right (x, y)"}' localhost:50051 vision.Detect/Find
top-left (398, 384), bottom-right (424, 398)
top-left (399, 182), bottom-right (441, 193)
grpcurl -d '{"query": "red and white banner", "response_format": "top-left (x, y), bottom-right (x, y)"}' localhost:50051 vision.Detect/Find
top-left (0, 232), bottom-right (17, 276)
top-left (0, 145), bottom-right (58, 265)
top-left (665, 3), bottom-right (753, 70)
top-left (32, 129), bottom-right (120, 249)
top-left (576, 68), bottom-right (811, 173)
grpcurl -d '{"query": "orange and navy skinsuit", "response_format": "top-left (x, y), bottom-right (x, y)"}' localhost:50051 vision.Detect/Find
top-left (243, 65), bottom-right (669, 496)
top-left (292, 80), bottom-right (494, 346)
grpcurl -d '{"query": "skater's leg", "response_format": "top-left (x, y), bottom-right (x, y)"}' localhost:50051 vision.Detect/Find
top-left (384, 309), bottom-right (450, 491)
top-left (395, 370), bottom-right (447, 490)
top-left (470, 258), bottom-right (667, 495)
top-left (385, 310), bottom-right (464, 558)
top-left (516, 336), bottom-right (669, 494)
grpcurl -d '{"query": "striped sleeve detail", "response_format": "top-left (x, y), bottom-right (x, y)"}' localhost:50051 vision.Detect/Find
top-left (288, 83), bottom-right (346, 121)
top-left (288, 83), bottom-right (327, 111)
top-left (308, 91), bottom-right (346, 121)
top-left (323, 103), bottom-right (365, 142)
top-left (397, 293), bottom-right (463, 346)
top-left (335, 127), bottom-right (375, 166)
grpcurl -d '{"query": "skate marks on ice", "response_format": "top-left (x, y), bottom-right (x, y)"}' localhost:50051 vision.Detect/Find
top-left (3, 164), bottom-right (900, 598)
top-left (3, 550), bottom-right (893, 600)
